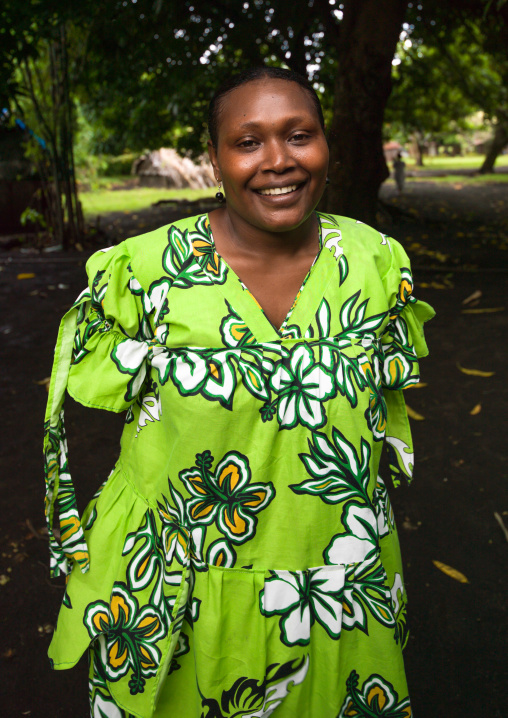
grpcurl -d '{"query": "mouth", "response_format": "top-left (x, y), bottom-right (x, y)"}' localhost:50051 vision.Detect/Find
top-left (256, 183), bottom-right (303, 197)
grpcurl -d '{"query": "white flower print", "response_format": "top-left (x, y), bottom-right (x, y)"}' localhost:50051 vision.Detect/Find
top-left (111, 338), bottom-right (149, 401)
top-left (260, 565), bottom-right (345, 646)
top-left (324, 503), bottom-right (379, 565)
top-left (270, 345), bottom-right (335, 430)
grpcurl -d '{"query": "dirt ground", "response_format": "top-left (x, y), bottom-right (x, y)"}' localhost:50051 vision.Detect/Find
top-left (1, 178), bottom-right (507, 717)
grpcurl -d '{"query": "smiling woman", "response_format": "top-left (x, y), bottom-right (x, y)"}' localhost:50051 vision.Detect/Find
top-left (43, 66), bottom-right (434, 718)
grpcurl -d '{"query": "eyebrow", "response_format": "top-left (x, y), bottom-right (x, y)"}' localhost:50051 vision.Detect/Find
top-left (237, 116), bottom-right (312, 130)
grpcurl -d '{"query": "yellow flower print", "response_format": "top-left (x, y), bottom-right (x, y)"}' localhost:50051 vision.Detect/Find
top-left (339, 670), bottom-right (411, 717)
top-left (180, 450), bottom-right (275, 545)
top-left (84, 582), bottom-right (166, 695)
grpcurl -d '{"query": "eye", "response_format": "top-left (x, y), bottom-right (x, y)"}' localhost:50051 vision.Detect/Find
top-left (290, 132), bottom-right (310, 143)
top-left (237, 138), bottom-right (258, 149)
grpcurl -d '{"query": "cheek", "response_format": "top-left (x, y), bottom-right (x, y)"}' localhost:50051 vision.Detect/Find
top-left (298, 144), bottom-right (329, 177)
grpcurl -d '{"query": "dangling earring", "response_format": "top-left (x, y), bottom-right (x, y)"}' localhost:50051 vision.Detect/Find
top-left (215, 181), bottom-right (225, 203)
top-left (325, 177), bottom-right (331, 185)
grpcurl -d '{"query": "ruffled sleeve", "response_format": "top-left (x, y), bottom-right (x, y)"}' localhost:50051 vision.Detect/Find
top-left (380, 240), bottom-right (435, 486)
top-left (43, 244), bottom-right (153, 578)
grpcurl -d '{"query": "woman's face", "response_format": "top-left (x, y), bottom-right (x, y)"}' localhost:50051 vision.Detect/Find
top-left (208, 78), bottom-right (329, 234)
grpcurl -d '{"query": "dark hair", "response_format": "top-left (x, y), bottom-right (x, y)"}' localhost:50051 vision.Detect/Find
top-left (207, 66), bottom-right (325, 147)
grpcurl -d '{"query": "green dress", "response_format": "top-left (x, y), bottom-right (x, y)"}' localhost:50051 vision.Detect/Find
top-left (43, 213), bottom-right (434, 718)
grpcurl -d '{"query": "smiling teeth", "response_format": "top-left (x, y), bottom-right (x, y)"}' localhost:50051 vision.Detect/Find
top-left (258, 185), bottom-right (298, 196)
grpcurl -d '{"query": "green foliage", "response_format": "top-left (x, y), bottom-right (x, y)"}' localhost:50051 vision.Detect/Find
top-left (384, 1), bottom-right (508, 169)
top-left (20, 206), bottom-right (46, 228)
top-left (386, 32), bottom-right (494, 143)
top-left (77, 1), bottom-right (338, 156)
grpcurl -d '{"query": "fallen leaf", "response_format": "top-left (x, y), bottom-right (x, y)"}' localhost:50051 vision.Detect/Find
top-left (17, 273), bottom-right (35, 280)
top-left (25, 518), bottom-right (44, 540)
top-left (2, 648), bottom-right (16, 659)
top-left (457, 363), bottom-right (495, 377)
top-left (432, 560), bottom-right (469, 583)
top-left (402, 516), bottom-right (419, 530)
top-left (462, 307), bottom-right (504, 314)
top-left (35, 377), bottom-right (51, 392)
top-left (462, 290), bottom-right (482, 305)
top-left (0, 575), bottom-right (10, 586)
top-left (405, 382), bottom-right (428, 389)
top-left (405, 404), bottom-right (425, 420)
top-left (469, 403), bottom-right (482, 415)
top-left (37, 623), bottom-right (53, 635)
top-left (494, 512), bottom-right (508, 542)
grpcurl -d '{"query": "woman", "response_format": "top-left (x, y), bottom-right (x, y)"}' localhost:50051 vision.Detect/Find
top-left (44, 67), bottom-right (434, 717)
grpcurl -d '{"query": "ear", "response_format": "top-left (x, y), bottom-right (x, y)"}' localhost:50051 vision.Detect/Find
top-left (207, 140), bottom-right (220, 182)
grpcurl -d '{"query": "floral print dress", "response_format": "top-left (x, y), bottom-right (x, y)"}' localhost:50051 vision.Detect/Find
top-left (43, 213), bottom-right (434, 718)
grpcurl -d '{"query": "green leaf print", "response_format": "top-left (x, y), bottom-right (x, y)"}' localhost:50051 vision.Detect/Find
top-left (340, 552), bottom-right (396, 634)
top-left (339, 290), bottom-right (387, 338)
top-left (220, 304), bottom-right (257, 348)
top-left (292, 427), bottom-right (371, 506)
top-left (199, 655), bottom-right (309, 718)
top-left (381, 313), bottom-right (419, 390)
top-left (206, 538), bottom-right (237, 568)
top-left (162, 217), bottom-right (227, 288)
top-left (123, 510), bottom-right (166, 607)
top-left (188, 214), bottom-right (228, 283)
top-left (157, 483), bottom-right (192, 568)
top-left (43, 415), bottom-right (88, 577)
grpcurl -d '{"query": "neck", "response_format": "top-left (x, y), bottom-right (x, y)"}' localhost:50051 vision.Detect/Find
top-left (209, 207), bottom-right (319, 260)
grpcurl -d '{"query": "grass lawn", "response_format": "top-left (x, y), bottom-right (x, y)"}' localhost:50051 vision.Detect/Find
top-left (406, 173), bottom-right (508, 184)
top-left (405, 154), bottom-right (508, 171)
top-left (80, 182), bottom-right (215, 219)
top-left (79, 156), bottom-right (508, 219)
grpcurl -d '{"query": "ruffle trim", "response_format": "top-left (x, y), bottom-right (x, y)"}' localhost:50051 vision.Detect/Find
top-left (380, 270), bottom-right (435, 486)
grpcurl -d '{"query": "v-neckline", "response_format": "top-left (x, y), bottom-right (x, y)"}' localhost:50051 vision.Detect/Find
top-left (205, 213), bottom-right (339, 343)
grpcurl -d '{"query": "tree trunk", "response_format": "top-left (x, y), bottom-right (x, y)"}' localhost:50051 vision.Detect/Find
top-left (479, 121), bottom-right (508, 174)
top-left (411, 133), bottom-right (425, 167)
top-left (322, 0), bottom-right (407, 226)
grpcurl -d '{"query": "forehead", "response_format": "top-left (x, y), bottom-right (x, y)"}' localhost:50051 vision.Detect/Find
top-left (217, 78), bottom-right (319, 136)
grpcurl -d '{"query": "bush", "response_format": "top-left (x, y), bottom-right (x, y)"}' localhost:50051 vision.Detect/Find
top-left (101, 153), bottom-right (138, 177)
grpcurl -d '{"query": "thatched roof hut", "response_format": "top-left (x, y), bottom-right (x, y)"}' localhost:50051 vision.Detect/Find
top-left (132, 148), bottom-right (215, 189)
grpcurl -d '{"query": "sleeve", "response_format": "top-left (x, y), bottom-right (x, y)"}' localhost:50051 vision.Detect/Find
top-left (68, 244), bottom-right (154, 411)
top-left (380, 239), bottom-right (435, 487)
top-left (43, 244), bottom-right (153, 578)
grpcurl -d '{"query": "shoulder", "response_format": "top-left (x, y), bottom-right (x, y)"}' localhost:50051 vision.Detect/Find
top-left (317, 212), bottom-right (407, 278)
top-left (125, 213), bottom-right (205, 252)
top-left (104, 213), bottom-right (209, 287)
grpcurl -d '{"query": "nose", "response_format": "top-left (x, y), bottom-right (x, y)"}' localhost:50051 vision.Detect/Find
top-left (260, 138), bottom-right (296, 174)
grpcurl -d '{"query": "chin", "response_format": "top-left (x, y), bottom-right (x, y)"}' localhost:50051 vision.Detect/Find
top-left (261, 207), bottom-right (317, 233)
